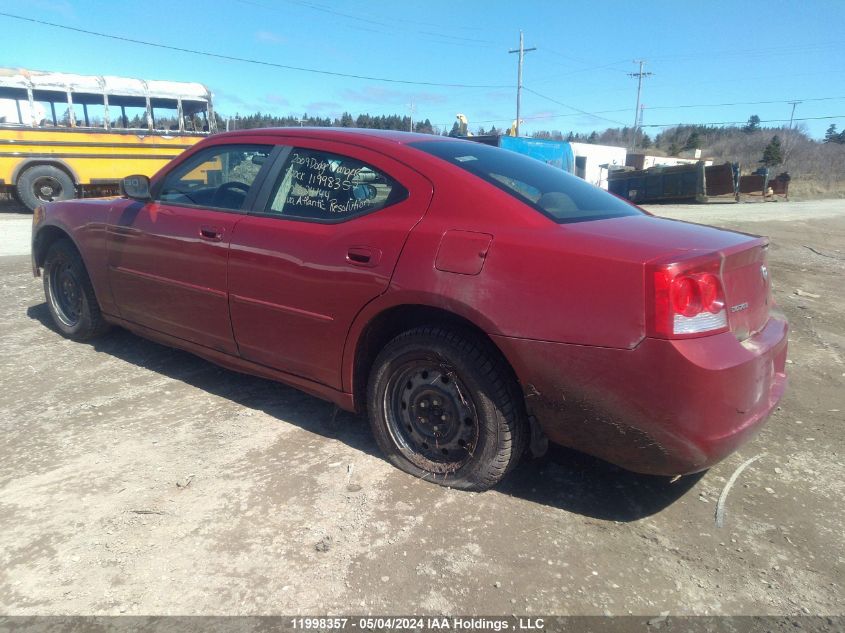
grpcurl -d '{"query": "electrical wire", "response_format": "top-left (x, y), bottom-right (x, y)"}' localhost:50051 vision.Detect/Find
top-left (241, 0), bottom-right (505, 49)
top-left (645, 96), bottom-right (845, 111)
top-left (0, 11), bottom-right (513, 89)
top-left (642, 115), bottom-right (845, 128)
top-left (522, 87), bottom-right (628, 125)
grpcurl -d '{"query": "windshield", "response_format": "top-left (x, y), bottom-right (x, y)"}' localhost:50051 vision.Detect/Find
top-left (410, 140), bottom-right (642, 224)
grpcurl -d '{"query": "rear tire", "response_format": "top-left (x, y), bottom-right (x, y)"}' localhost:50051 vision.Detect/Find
top-left (16, 165), bottom-right (75, 212)
top-left (43, 239), bottom-right (108, 341)
top-left (367, 326), bottom-right (526, 491)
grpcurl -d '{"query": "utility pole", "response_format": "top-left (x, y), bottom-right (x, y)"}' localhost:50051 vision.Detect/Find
top-left (408, 101), bottom-right (416, 132)
top-left (509, 31), bottom-right (536, 137)
top-left (787, 101), bottom-right (801, 129)
top-left (628, 60), bottom-right (652, 150)
top-left (783, 101), bottom-right (802, 169)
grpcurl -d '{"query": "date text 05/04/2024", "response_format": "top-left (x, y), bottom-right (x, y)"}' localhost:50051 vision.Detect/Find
top-left (290, 617), bottom-right (546, 630)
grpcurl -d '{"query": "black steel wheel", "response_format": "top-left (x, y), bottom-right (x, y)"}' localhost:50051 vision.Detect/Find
top-left (368, 326), bottom-right (527, 491)
top-left (385, 359), bottom-right (479, 473)
top-left (43, 239), bottom-right (108, 341)
top-left (47, 256), bottom-right (83, 328)
top-left (16, 165), bottom-right (75, 212)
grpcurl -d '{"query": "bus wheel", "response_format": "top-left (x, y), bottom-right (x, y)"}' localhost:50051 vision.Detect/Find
top-left (16, 165), bottom-right (75, 212)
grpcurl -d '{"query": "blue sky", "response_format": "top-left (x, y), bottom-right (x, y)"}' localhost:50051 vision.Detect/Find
top-left (1, 0), bottom-right (844, 139)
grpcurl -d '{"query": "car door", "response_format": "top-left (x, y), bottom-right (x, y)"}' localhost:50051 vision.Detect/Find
top-left (227, 140), bottom-right (433, 389)
top-left (106, 142), bottom-right (276, 354)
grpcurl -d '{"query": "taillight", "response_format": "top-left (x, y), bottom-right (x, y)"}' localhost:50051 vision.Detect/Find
top-left (649, 257), bottom-right (728, 338)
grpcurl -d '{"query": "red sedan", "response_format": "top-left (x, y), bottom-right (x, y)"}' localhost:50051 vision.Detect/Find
top-left (31, 128), bottom-right (788, 490)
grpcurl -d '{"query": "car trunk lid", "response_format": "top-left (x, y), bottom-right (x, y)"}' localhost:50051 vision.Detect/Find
top-left (721, 240), bottom-right (771, 340)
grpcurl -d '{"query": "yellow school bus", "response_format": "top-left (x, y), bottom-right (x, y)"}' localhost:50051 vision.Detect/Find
top-left (0, 67), bottom-right (216, 211)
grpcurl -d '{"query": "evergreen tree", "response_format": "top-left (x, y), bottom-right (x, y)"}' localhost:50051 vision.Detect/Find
top-left (413, 118), bottom-right (434, 134)
top-left (587, 131), bottom-right (598, 144)
top-left (760, 135), bottom-right (784, 167)
top-left (743, 115), bottom-right (761, 134)
top-left (640, 133), bottom-right (652, 149)
top-left (823, 124), bottom-right (845, 144)
top-left (448, 121), bottom-right (461, 137)
top-left (683, 131), bottom-right (701, 151)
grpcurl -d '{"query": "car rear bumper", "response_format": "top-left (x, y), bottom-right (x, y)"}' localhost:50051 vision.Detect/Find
top-left (493, 313), bottom-right (788, 476)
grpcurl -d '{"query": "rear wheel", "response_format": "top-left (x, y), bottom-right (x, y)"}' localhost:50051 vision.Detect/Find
top-left (43, 239), bottom-right (108, 341)
top-left (16, 165), bottom-right (75, 212)
top-left (368, 326), bottom-right (526, 491)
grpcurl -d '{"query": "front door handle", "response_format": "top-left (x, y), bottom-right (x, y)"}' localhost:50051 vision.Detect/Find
top-left (346, 246), bottom-right (382, 267)
top-left (199, 225), bottom-right (224, 242)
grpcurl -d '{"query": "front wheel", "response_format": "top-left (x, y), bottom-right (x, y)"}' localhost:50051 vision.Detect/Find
top-left (368, 326), bottom-right (527, 491)
top-left (43, 239), bottom-right (108, 341)
top-left (16, 165), bottom-right (75, 212)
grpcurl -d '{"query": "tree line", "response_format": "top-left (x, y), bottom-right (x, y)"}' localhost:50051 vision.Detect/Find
top-left (220, 111), bottom-right (437, 135)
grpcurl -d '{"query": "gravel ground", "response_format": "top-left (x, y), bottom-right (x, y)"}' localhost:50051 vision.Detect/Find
top-left (0, 198), bottom-right (843, 616)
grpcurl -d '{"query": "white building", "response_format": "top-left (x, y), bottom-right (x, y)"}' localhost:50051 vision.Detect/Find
top-left (569, 143), bottom-right (627, 190)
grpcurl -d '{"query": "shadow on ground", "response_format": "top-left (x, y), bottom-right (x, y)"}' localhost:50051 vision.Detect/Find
top-left (0, 197), bottom-right (31, 214)
top-left (27, 302), bottom-right (702, 522)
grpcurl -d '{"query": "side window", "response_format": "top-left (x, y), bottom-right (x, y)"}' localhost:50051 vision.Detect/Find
top-left (157, 144), bottom-right (273, 211)
top-left (264, 148), bottom-right (408, 221)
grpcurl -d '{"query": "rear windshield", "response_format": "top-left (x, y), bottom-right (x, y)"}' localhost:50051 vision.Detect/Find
top-left (409, 140), bottom-right (642, 223)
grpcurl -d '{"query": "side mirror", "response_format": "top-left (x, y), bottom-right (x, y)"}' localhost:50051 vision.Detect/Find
top-left (121, 175), bottom-right (152, 201)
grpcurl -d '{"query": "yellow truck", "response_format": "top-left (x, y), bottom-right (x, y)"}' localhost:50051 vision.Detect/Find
top-left (0, 67), bottom-right (215, 211)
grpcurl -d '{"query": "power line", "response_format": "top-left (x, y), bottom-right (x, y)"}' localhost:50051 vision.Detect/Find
top-left (472, 108), bottom-right (632, 125)
top-left (522, 87), bottom-right (627, 125)
top-left (532, 58), bottom-right (633, 84)
top-left (507, 95), bottom-right (845, 127)
top-left (239, 0), bottom-right (504, 48)
top-left (0, 11), bottom-right (513, 89)
top-left (642, 114), bottom-right (845, 128)
top-left (284, 0), bottom-right (494, 37)
top-left (644, 95), bottom-right (845, 110)
top-left (647, 40), bottom-right (844, 63)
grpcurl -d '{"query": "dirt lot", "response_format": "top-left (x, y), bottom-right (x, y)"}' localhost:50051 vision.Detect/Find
top-left (0, 199), bottom-right (842, 616)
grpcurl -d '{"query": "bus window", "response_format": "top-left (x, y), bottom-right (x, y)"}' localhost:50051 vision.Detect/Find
top-left (183, 101), bottom-right (209, 132)
top-left (72, 95), bottom-right (107, 128)
top-left (48, 102), bottom-right (88, 128)
top-left (0, 97), bottom-right (23, 124)
top-left (109, 95), bottom-right (149, 130)
top-left (151, 98), bottom-right (180, 131)
top-left (112, 106), bottom-right (148, 129)
top-left (31, 89), bottom-right (65, 127)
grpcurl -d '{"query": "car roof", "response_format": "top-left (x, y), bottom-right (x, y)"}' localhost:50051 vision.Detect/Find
top-left (211, 127), bottom-right (459, 149)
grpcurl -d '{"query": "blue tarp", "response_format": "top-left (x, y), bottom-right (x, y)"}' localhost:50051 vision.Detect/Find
top-left (499, 136), bottom-right (574, 173)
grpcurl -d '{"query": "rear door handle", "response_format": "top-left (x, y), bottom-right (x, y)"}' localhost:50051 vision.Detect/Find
top-left (346, 246), bottom-right (381, 267)
top-left (199, 225), bottom-right (224, 242)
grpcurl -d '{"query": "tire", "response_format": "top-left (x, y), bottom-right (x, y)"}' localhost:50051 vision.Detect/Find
top-left (16, 165), bottom-right (75, 212)
top-left (367, 326), bottom-right (527, 491)
top-left (43, 239), bottom-right (108, 341)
